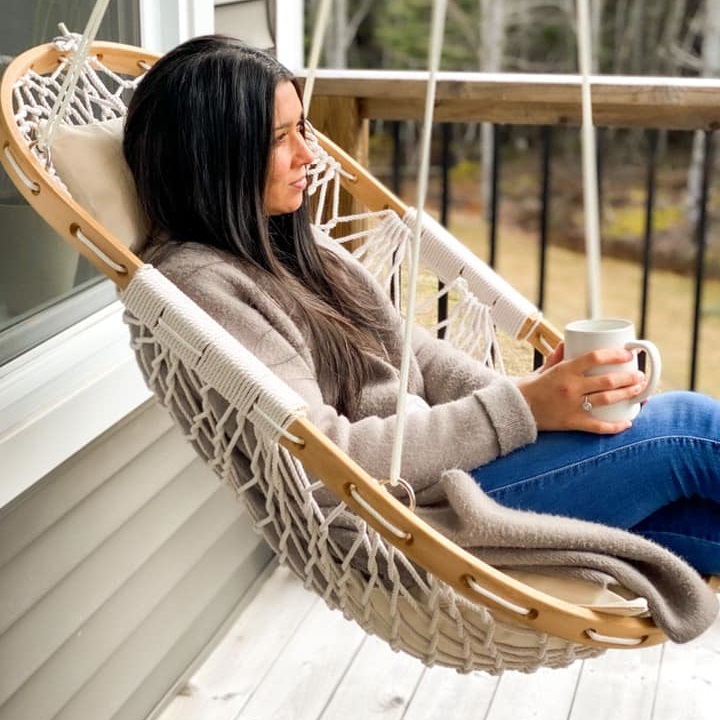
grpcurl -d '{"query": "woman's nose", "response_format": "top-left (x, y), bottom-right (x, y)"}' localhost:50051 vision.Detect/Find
top-left (296, 134), bottom-right (314, 165)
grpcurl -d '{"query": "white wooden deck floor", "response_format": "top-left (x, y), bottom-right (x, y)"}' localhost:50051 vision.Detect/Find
top-left (157, 564), bottom-right (719, 720)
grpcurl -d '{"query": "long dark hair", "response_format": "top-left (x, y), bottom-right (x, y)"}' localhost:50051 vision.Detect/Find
top-left (123, 35), bottom-right (394, 417)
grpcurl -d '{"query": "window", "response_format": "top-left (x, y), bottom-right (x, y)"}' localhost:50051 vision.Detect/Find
top-left (0, 0), bottom-right (140, 365)
top-left (214, 0), bottom-right (275, 51)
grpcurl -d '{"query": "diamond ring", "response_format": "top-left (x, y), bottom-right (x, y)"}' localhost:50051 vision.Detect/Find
top-left (582, 395), bottom-right (593, 412)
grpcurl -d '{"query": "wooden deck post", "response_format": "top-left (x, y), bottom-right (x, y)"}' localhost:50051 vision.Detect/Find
top-left (307, 95), bottom-right (369, 240)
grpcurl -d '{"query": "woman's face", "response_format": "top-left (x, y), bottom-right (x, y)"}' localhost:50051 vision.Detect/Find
top-left (264, 81), bottom-right (313, 216)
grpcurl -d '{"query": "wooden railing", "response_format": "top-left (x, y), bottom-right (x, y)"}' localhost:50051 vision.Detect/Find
top-left (305, 71), bottom-right (720, 393)
top-left (306, 70), bottom-right (720, 130)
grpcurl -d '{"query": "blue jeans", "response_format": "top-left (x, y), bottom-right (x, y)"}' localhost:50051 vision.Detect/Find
top-left (471, 391), bottom-right (720, 575)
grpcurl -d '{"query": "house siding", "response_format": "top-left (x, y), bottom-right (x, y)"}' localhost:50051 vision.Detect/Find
top-left (0, 399), bottom-right (272, 720)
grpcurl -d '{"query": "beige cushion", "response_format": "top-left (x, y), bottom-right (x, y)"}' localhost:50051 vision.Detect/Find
top-left (506, 569), bottom-right (649, 617)
top-left (50, 117), bottom-right (144, 250)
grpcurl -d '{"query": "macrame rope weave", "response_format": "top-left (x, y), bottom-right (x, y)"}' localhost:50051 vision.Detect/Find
top-left (36, 0), bottom-right (113, 150)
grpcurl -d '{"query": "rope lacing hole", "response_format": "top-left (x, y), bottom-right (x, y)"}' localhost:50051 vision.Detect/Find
top-left (464, 574), bottom-right (536, 618)
top-left (347, 483), bottom-right (412, 542)
top-left (584, 629), bottom-right (647, 647)
top-left (70, 224), bottom-right (128, 275)
top-left (3, 144), bottom-right (40, 194)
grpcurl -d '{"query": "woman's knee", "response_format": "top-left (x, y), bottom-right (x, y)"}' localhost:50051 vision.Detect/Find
top-left (637, 391), bottom-right (720, 439)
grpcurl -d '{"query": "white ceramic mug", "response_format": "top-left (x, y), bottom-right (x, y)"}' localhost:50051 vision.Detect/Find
top-left (564, 318), bottom-right (662, 422)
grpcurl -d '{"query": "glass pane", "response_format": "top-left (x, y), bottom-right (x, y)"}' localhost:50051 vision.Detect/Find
top-left (215, 1), bottom-right (274, 51)
top-left (0, 0), bottom-right (140, 365)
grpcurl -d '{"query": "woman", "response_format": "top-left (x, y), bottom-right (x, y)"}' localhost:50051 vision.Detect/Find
top-left (123, 34), bottom-right (720, 577)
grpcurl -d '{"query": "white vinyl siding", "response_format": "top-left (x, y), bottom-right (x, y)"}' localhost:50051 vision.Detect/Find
top-left (0, 400), bottom-right (272, 720)
top-left (0, 4), bottom-right (302, 719)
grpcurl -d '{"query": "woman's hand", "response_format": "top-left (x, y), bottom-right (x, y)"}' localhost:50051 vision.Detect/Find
top-left (515, 341), bottom-right (647, 434)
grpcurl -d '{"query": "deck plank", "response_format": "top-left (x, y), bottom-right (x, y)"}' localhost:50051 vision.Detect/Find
top-left (486, 663), bottom-right (582, 720)
top-left (157, 565), bottom-right (719, 720)
top-left (402, 665), bottom-right (499, 719)
top-left (234, 588), bottom-right (367, 720)
top-left (157, 566), bottom-right (318, 720)
top-left (318, 634), bottom-right (425, 719)
top-left (569, 645), bottom-right (664, 720)
top-left (652, 617), bottom-right (720, 720)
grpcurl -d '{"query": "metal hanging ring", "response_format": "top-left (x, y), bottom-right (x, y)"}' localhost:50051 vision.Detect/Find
top-left (380, 477), bottom-right (417, 512)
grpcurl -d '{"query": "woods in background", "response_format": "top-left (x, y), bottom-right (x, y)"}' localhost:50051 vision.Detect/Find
top-left (304, 0), bottom-right (720, 278)
top-left (307, 0), bottom-right (715, 77)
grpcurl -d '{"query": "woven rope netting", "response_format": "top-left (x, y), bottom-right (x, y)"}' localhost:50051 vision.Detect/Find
top-left (123, 265), bottom-right (601, 674)
top-left (5, 34), bottom-right (607, 673)
top-left (7, 34), bottom-right (137, 176)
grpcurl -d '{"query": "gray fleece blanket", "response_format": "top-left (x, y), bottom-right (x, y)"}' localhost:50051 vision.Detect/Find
top-left (402, 468), bottom-right (718, 643)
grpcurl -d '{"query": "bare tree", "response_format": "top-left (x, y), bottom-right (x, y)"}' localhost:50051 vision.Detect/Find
top-left (480, 0), bottom-right (505, 214)
top-left (328, 0), bottom-right (349, 68)
top-left (318, 0), bottom-right (376, 69)
top-left (688, 1), bottom-right (720, 225)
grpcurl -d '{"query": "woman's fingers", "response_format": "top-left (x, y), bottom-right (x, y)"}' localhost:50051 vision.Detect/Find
top-left (585, 379), bottom-right (645, 406)
top-left (570, 347), bottom-right (635, 373)
top-left (539, 341), bottom-right (565, 372)
top-left (577, 415), bottom-right (633, 434)
top-left (585, 369), bottom-right (646, 395)
top-left (517, 347), bottom-right (648, 434)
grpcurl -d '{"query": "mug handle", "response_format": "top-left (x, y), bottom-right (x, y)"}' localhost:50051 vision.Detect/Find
top-left (625, 340), bottom-right (662, 402)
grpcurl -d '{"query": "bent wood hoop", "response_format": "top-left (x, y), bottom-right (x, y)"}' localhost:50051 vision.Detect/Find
top-left (0, 41), bottom-right (146, 288)
top-left (0, 40), bottom-right (666, 652)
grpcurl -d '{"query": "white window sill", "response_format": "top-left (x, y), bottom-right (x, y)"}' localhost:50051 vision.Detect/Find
top-left (0, 301), bottom-right (152, 509)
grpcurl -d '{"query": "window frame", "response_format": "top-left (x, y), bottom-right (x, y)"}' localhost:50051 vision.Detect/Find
top-left (0, 0), bottom-right (216, 510)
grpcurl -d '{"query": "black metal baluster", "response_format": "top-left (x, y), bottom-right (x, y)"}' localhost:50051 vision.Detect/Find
top-left (437, 123), bottom-right (452, 338)
top-left (488, 124), bottom-right (501, 269)
top-left (689, 129), bottom-right (715, 390)
top-left (639, 129), bottom-right (659, 343)
top-left (391, 121), bottom-right (403, 195)
top-left (535, 125), bottom-right (553, 368)
top-left (538, 126), bottom-right (553, 312)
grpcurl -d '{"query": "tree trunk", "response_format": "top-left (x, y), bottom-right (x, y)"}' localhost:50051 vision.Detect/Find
top-left (480, 0), bottom-right (505, 215)
top-left (688, 1), bottom-right (720, 225)
top-left (327, 0), bottom-right (348, 68)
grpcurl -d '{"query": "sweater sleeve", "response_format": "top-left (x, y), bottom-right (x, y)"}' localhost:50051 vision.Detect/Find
top-left (309, 379), bottom-right (537, 493)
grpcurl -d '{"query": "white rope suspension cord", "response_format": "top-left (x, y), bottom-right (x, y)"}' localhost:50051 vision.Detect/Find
top-left (389, 0), bottom-right (449, 486)
top-left (36, 0), bottom-right (113, 151)
top-left (576, 0), bottom-right (602, 319)
top-left (303, 0), bottom-right (334, 117)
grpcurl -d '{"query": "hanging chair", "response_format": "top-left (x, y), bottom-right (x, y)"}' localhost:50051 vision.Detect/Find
top-left (1, 33), bottom-right (717, 676)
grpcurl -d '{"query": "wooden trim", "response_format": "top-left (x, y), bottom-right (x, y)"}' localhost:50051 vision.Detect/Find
top-left (304, 69), bottom-right (720, 130)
